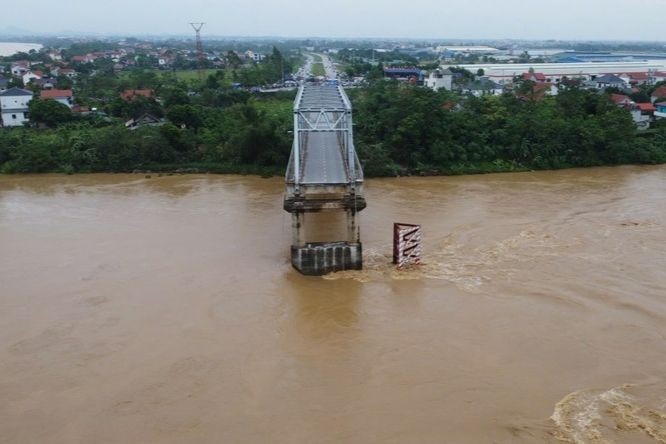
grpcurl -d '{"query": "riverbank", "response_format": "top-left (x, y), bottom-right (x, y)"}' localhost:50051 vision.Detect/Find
top-left (2, 158), bottom-right (663, 179)
top-left (3, 83), bottom-right (666, 177)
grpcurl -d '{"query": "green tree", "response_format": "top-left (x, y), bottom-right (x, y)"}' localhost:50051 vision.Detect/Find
top-left (167, 105), bottom-right (202, 129)
top-left (28, 99), bottom-right (73, 127)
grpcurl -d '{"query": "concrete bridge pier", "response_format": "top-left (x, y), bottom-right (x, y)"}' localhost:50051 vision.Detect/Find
top-left (346, 208), bottom-right (360, 244)
top-left (288, 203), bottom-right (365, 276)
top-left (291, 211), bottom-right (304, 248)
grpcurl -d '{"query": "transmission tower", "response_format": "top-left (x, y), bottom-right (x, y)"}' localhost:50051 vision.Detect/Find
top-left (189, 22), bottom-right (205, 80)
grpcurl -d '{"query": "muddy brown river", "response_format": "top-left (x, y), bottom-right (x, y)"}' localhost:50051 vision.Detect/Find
top-left (1, 166), bottom-right (665, 443)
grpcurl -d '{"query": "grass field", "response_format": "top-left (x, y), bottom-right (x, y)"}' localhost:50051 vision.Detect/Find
top-left (119, 69), bottom-right (224, 83)
top-left (253, 97), bottom-right (293, 120)
top-left (311, 63), bottom-right (326, 77)
top-left (163, 69), bottom-right (221, 81)
top-left (311, 54), bottom-right (323, 62)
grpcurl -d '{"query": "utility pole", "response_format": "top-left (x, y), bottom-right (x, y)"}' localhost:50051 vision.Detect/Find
top-left (189, 22), bottom-right (205, 81)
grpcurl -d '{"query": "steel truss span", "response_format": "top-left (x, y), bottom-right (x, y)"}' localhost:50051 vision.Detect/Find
top-left (286, 84), bottom-right (364, 190)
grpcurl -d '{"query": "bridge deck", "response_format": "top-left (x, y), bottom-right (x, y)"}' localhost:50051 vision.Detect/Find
top-left (297, 84), bottom-right (347, 110)
top-left (301, 132), bottom-right (348, 184)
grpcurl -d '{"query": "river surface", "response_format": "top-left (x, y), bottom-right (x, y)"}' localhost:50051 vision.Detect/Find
top-left (0, 42), bottom-right (43, 57)
top-left (1, 166), bottom-right (665, 443)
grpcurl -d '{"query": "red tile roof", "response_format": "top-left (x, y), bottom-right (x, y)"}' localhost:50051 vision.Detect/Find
top-left (120, 89), bottom-right (155, 101)
top-left (629, 72), bottom-right (649, 80)
top-left (71, 104), bottom-right (90, 113)
top-left (40, 89), bottom-right (73, 99)
top-left (522, 72), bottom-right (546, 81)
top-left (635, 103), bottom-right (656, 112)
top-left (515, 83), bottom-right (555, 101)
top-left (652, 86), bottom-right (666, 98)
top-left (610, 93), bottom-right (631, 105)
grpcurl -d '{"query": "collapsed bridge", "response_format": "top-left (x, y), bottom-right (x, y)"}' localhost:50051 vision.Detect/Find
top-left (284, 84), bottom-right (366, 275)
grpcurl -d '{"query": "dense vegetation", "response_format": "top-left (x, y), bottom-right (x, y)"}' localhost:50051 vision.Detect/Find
top-left (0, 89), bottom-right (293, 174)
top-left (1, 76), bottom-right (665, 175)
top-left (351, 81), bottom-right (666, 176)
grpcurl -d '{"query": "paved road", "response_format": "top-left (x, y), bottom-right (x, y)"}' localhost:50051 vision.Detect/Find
top-left (301, 131), bottom-right (348, 184)
top-left (320, 54), bottom-right (337, 80)
top-left (296, 54), bottom-right (314, 79)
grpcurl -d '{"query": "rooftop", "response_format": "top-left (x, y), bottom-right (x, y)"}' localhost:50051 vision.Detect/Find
top-left (40, 89), bottom-right (73, 99)
top-left (0, 87), bottom-right (33, 97)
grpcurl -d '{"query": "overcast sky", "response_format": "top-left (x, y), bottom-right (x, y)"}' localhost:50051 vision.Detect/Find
top-left (9, 0), bottom-right (666, 40)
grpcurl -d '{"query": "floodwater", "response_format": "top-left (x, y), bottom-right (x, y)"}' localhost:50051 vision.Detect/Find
top-left (0, 42), bottom-right (43, 57)
top-left (0, 166), bottom-right (665, 444)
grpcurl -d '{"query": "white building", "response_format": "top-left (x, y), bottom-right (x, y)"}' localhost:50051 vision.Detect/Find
top-left (11, 63), bottom-right (29, 76)
top-left (460, 78), bottom-right (504, 97)
top-left (0, 88), bottom-right (33, 127)
top-left (425, 68), bottom-right (453, 91)
top-left (244, 50), bottom-right (265, 62)
top-left (437, 45), bottom-right (499, 54)
top-left (22, 70), bottom-right (43, 85)
top-left (448, 61), bottom-right (666, 84)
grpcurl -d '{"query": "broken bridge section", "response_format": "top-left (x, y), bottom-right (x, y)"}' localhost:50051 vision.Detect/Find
top-left (284, 84), bottom-right (367, 275)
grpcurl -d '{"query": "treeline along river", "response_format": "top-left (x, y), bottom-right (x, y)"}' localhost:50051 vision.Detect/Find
top-left (1, 165), bottom-right (665, 443)
top-left (2, 81), bottom-right (666, 176)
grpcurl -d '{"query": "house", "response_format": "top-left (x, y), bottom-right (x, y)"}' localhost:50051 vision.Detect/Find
top-left (244, 50), bottom-right (265, 62)
top-left (22, 70), bottom-right (43, 85)
top-left (630, 103), bottom-right (655, 129)
top-left (610, 93), bottom-right (633, 106)
top-left (40, 89), bottom-right (73, 108)
top-left (651, 86), bottom-right (666, 103)
top-left (522, 72), bottom-right (547, 83)
top-left (425, 68), bottom-right (453, 91)
top-left (32, 77), bottom-right (59, 90)
top-left (70, 55), bottom-right (87, 63)
top-left (125, 113), bottom-right (164, 130)
top-left (516, 82), bottom-right (559, 101)
top-left (460, 78), bottom-right (503, 97)
top-left (71, 104), bottom-right (91, 115)
top-left (120, 89), bottom-right (155, 101)
top-left (0, 88), bottom-right (33, 127)
top-left (594, 74), bottom-right (626, 89)
top-left (622, 72), bottom-right (651, 86)
top-left (0, 77), bottom-right (7, 92)
top-left (383, 67), bottom-right (425, 83)
top-left (10, 61), bottom-right (29, 76)
top-left (51, 67), bottom-right (77, 78)
top-left (59, 68), bottom-right (76, 79)
top-left (47, 50), bottom-right (62, 61)
top-left (654, 102), bottom-right (666, 119)
top-left (652, 71), bottom-right (666, 83)
top-left (158, 50), bottom-right (175, 67)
